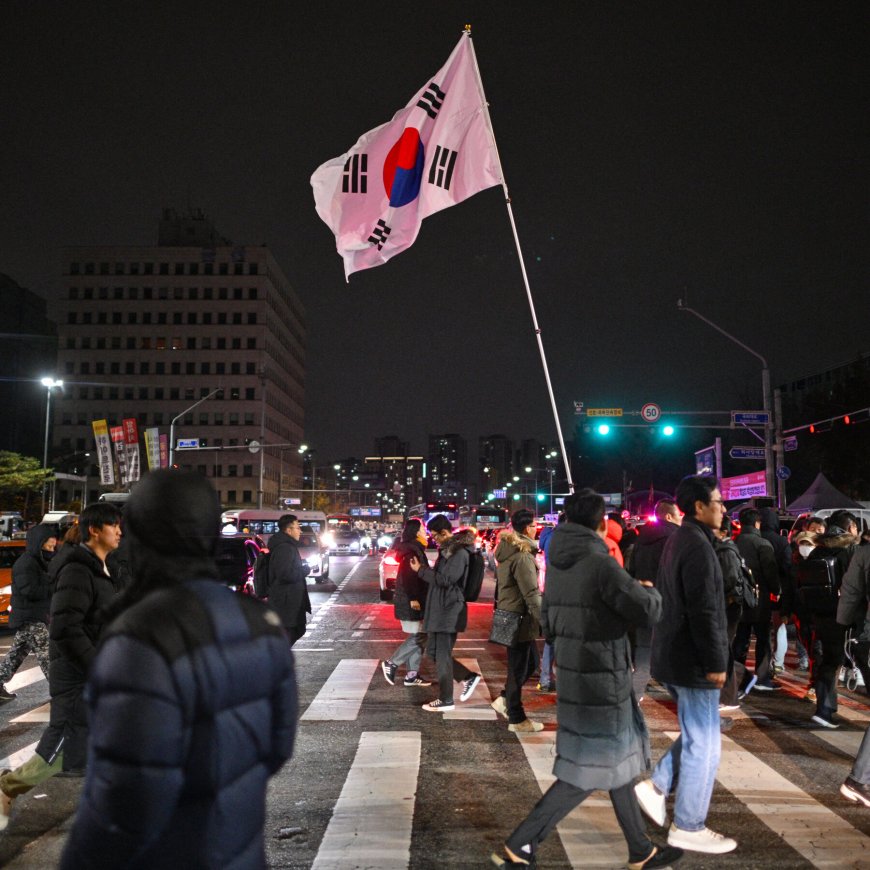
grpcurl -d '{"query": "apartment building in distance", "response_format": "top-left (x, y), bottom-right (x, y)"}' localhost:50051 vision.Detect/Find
top-left (52, 209), bottom-right (305, 508)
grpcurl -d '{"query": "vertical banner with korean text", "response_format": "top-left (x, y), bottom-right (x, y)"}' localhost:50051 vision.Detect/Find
top-left (159, 434), bottom-right (169, 469)
top-left (123, 418), bottom-right (140, 482)
top-left (92, 420), bottom-right (115, 486)
top-left (144, 427), bottom-right (160, 470)
top-left (110, 426), bottom-right (128, 487)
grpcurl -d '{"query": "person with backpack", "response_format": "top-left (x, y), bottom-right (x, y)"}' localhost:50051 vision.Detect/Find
top-left (381, 519), bottom-right (432, 687)
top-left (798, 510), bottom-right (861, 728)
top-left (714, 516), bottom-right (749, 712)
top-left (489, 509), bottom-right (544, 733)
top-left (409, 515), bottom-right (481, 712)
top-left (266, 514), bottom-right (312, 647)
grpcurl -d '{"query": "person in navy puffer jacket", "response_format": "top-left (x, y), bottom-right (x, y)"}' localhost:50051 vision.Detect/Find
top-left (60, 470), bottom-right (298, 870)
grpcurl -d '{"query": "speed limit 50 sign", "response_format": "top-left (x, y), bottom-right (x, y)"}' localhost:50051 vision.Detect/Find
top-left (641, 403), bottom-right (661, 423)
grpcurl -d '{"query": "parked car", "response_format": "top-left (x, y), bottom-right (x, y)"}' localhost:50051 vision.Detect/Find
top-left (214, 534), bottom-right (262, 593)
top-left (299, 530), bottom-right (330, 581)
top-left (378, 546), bottom-right (401, 601)
top-left (0, 540), bottom-right (27, 627)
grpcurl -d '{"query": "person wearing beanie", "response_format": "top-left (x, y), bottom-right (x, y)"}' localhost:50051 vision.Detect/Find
top-left (381, 518), bottom-right (433, 687)
top-left (59, 469), bottom-right (298, 869)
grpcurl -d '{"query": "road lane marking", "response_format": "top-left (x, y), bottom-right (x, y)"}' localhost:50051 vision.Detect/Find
top-left (311, 731), bottom-right (420, 870)
top-left (301, 659), bottom-right (379, 721)
top-left (10, 702), bottom-right (50, 723)
top-left (0, 740), bottom-right (38, 771)
top-left (811, 730), bottom-right (864, 757)
top-left (664, 730), bottom-right (870, 866)
top-left (443, 658), bottom-right (496, 720)
top-left (6, 666), bottom-right (45, 692)
top-left (292, 648), bottom-right (335, 652)
top-left (514, 731), bottom-right (625, 866)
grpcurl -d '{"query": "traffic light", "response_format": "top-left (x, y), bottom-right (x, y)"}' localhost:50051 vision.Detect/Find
top-left (596, 424), bottom-right (610, 435)
top-left (662, 424), bottom-right (675, 437)
top-left (536, 493), bottom-right (546, 503)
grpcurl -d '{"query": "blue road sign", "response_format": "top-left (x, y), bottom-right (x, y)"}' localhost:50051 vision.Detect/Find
top-left (176, 438), bottom-right (199, 449)
top-left (776, 466), bottom-right (792, 480)
top-left (492, 488), bottom-right (506, 499)
top-left (729, 446), bottom-right (767, 460)
top-left (732, 411), bottom-right (770, 426)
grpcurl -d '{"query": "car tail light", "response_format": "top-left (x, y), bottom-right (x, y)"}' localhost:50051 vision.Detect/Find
top-left (383, 554), bottom-right (400, 566)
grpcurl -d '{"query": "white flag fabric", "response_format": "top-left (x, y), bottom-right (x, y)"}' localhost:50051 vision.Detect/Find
top-left (311, 33), bottom-right (503, 279)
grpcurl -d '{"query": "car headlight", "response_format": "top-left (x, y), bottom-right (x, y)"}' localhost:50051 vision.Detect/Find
top-left (378, 535), bottom-right (391, 547)
top-left (306, 555), bottom-right (321, 567)
top-left (350, 541), bottom-right (360, 551)
top-left (322, 532), bottom-right (335, 548)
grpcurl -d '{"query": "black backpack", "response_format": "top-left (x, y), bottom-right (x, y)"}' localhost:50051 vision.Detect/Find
top-left (463, 550), bottom-right (486, 602)
top-left (740, 562), bottom-right (759, 611)
top-left (795, 552), bottom-right (842, 616)
top-left (252, 550), bottom-right (271, 599)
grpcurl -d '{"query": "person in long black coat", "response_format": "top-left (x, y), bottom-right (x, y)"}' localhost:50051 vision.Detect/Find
top-left (266, 514), bottom-right (312, 646)
top-left (492, 489), bottom-right (680, 870)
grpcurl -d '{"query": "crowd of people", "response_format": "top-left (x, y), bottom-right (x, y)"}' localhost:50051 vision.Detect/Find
top-left (1, 469), bottom-right (869, 868)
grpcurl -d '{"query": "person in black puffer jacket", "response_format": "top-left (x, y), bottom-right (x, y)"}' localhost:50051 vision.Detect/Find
top-left (0, 523), bottom-right (58, 698)
top-left (0, 501), bottom-right (123, 831)
top-left (59, 470), bottom-right (298, 870)
top-left (381, 519), bottom-right (432, 687)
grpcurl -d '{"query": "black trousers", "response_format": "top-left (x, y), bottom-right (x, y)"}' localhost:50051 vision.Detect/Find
top-left (505, 778), bottom-right (652, 864)
top-left (720, 603), bottom-right (744, 706)
top-left (631, 625), bottom-right (653, 698)
top-left (429, 632), bottom-right (473, 704)
top-left (735, 606), bottom-right (773, 685)
top-left (505, 641), bottom-right (535, 724)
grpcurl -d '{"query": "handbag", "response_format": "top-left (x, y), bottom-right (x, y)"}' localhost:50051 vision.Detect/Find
top-left (489, 607), bottom-right (523, 647)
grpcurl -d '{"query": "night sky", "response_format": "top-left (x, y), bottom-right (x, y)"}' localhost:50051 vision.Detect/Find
top-left (2, 3), bottom-right (866, 466)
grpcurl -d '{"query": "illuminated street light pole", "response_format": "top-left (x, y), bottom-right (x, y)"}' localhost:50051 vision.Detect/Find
top-left (40, 377), bottom-right (63, 515)
top-left (677, 300), bottom-right (776, 503)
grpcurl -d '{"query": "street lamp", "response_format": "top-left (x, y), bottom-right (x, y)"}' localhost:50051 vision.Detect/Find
top-left (298, 445), bottom-right (317, 509)
top-left (168, 386), bottom-right (223, 469)
top-left (677, 300), bottom-right (776, 502)
top-left (40, 377), bottom-right (63, 515)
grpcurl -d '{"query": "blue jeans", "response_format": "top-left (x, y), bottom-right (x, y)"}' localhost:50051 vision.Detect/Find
top-left (540, 641), bottom-right (555, 685)
top-left (651, 684), bottom-right (721, 832)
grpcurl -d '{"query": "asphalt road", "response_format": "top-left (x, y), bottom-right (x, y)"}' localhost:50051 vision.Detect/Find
top-left (2, 554), bottom-right (870, 868)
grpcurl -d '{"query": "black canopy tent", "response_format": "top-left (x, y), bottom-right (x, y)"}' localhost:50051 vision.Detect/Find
top-left (786, 472), bottom-right (864, 513)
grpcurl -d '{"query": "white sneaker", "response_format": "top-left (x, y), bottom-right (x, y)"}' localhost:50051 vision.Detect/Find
top-left (491, 696), bottom-right (508, 718)
top-left (634, 779), bottom-right (667, 827)
top-left (422, 699), bottom-right (455, 712)
top-left (667, 824), bottom-right (737, 854)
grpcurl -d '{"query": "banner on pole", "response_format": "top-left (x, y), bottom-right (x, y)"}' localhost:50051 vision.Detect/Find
top-left (123, 418), bottom-right (140, 483)
top-left (110, 426), bottom-right (128, 487)
top-left (311, 31), bottom-right (502, 278)
top-left (144, 427), bottom-right (160, 470)
top-left (159, 434), bottom-right (169, 469)
top-left (92, 420), bottom-right (115, 486)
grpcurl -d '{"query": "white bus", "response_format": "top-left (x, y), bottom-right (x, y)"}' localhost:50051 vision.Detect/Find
top-left (220, 508), bottom-right (327, 541)
top-left (458, 504), bottom-right (507, 530)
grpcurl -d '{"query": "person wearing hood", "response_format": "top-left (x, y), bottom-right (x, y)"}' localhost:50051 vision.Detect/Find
top-left (492, 489), bottom-right (678, 870)
top-left (0, 501), bottom-right (122, 831)
top-left (381, 519), bottom-right (432, 688)
top-left (0, 524), bottom-right (58, 702)
top-left (409, 515), bottom-right (480, 713)
top-left (629, 499), bottom-right (682, 699)
top-left (267, 514), bottom-right (312, 646)
top-left (800, 509), bottom-right (860, 729)
top-left (489, 509), bottom-right (543, 733)
top-left (58, 469), bottom-right (298, 869)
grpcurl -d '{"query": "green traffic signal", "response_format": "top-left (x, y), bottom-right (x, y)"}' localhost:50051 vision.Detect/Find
top-left (597, 424), bottom-right (610, 435)
top-left (662, 425), bottom-right (675, 437)
top-left (536, 493), bottom-right (546, 502)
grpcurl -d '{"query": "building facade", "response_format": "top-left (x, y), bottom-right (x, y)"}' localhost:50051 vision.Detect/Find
top-left (52, 210), bottom-right (305, 508)
top-left (428, 433), bottom-right (468, 502)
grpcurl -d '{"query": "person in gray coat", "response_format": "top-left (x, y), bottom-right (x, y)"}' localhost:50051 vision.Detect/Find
top-left (492, 489), bottom-right (680, 870)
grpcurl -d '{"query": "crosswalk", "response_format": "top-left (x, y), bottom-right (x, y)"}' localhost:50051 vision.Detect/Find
top-left (5, 588), bottom-right (870, 869)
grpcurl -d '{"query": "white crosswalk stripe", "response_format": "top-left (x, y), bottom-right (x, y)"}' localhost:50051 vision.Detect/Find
top-left (443, 658), bottom-right (496, 720)
top-left (301, 659), bottom-right (379, 721)
top-left (0, 740), bottom-right (38, 771)
top-left (6, 666), bottom-right (45, 692)
top-left (311, 731), bottom-right (421, 869)
top-left (10, 702), bottom-right (50, 724)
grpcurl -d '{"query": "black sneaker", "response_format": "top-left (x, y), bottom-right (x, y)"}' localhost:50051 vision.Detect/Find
top-left (381, 660), bottom-right (398, 686)
top-left (0, 687), bottom-right (16, 703)
top-left (811, 712), bottom-right (840, 729)
top-left (460, 673), bottom-right (481, 701)
top-left (628, 844), bottom-right (685, 869)
top-left (841, 776), bottom-right (870, 807)
top-left (403, 675), bottom-right (432, 687)
top-left (753, 680), bottom-right (781, 692)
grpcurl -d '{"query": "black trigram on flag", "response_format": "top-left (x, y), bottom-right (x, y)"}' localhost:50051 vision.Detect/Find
top-left (428, 145), bottom-right (458, 190)
top-left (368, 219), bottom-right (392, 250)
top-left (342, 153), bottom-right (368, 193)
top-left (417, 82), bottom-right (446, 119)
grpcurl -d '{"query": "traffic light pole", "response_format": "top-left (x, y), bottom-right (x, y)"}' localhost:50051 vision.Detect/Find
top-left (677, 300), bottom-right (776, 504)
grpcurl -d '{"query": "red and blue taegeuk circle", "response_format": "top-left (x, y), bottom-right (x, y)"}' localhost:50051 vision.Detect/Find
top-left (383, 128), bottom-right (424, 207)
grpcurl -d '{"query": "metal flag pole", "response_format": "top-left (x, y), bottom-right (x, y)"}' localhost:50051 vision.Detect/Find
top-left (464, 25), bottom-right (574, 491)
